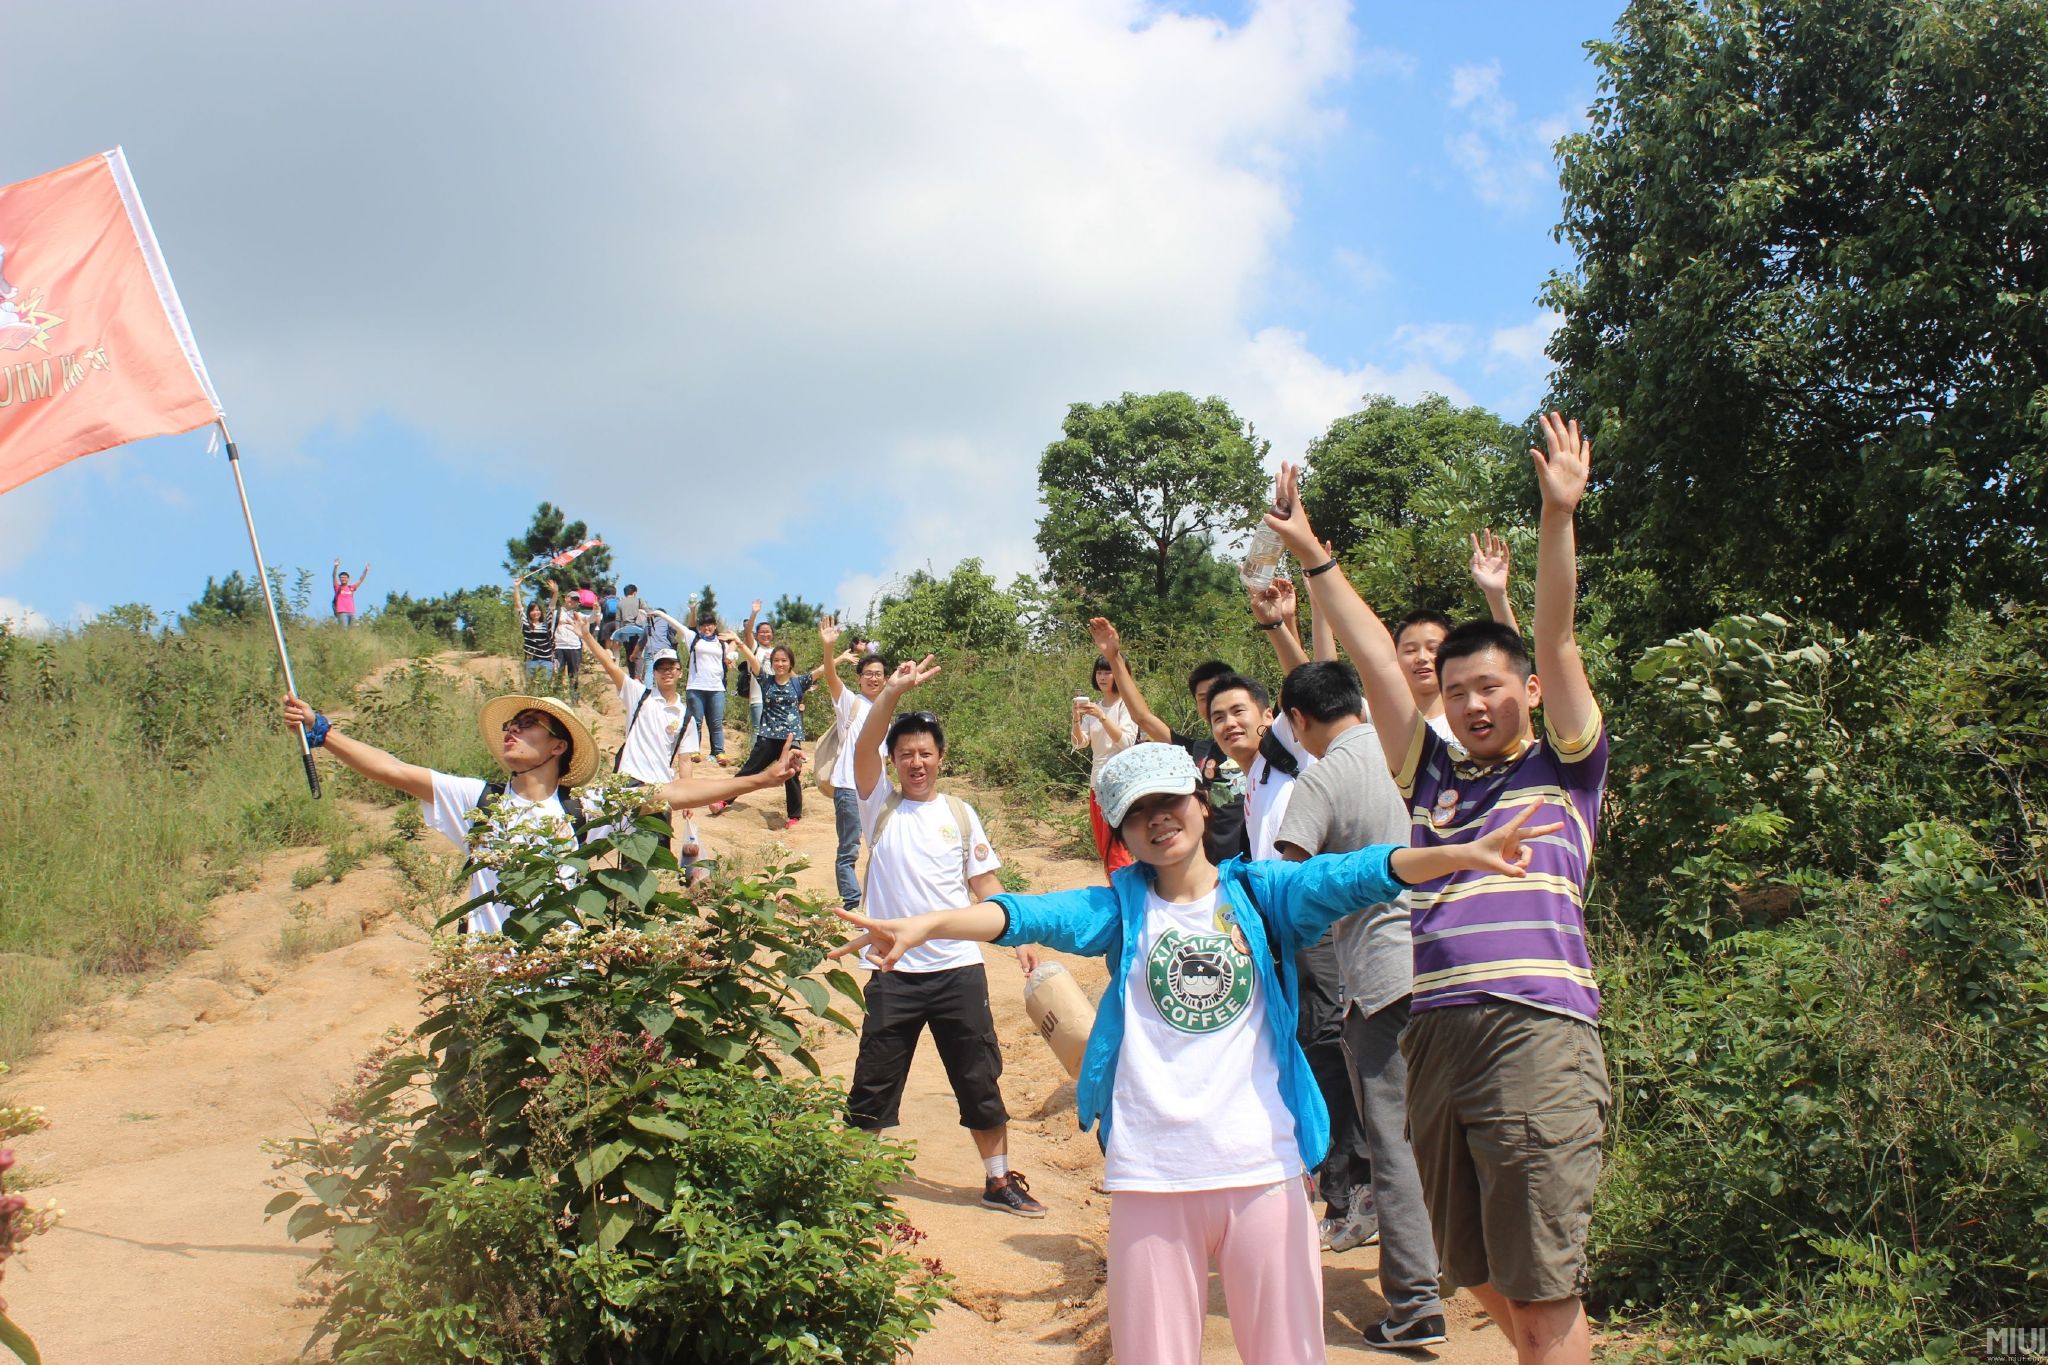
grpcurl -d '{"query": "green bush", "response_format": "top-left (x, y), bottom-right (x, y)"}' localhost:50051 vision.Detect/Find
top-left (1589, 607), bottom-right (2048, 1356)
top-left (270, 782), bottom-right (945, 1363)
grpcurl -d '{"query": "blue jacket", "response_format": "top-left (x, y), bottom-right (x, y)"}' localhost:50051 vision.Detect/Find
top-left (991, 846), bottom-right (1405, 1176)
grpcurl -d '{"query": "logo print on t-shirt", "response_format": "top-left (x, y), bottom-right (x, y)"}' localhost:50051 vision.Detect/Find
top-left (1145, 928), bottom-right (1253, 1034)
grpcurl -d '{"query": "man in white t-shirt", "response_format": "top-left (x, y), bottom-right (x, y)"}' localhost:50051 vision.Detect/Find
top-left (815, 615), bottom-right (887, 910)
top-left (279, 688), bottom-right (800, 935)
top-left (835, 654), bottom-right (1046, 1219)
top-left (683, 615), bottom-right (732, 765)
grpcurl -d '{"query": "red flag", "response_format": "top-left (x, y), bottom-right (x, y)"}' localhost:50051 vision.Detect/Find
top-left (0, 148), bottom-right (222, 496)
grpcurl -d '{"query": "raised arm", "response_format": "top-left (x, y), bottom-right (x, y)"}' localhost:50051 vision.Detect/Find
top-left (511, 574), bottom-right (527, 616)
top-left (356, 563), bottom-right (371, 588)
top-left (742, 599), bottom-right (763, 642)
top-left (282, 694), bottom-right (433, 802)
top-left (1309, 543), bottom-right (1337, 661)
top-left (1528, 412), bottom-right (1597, 741)
top-left (648, 607), bottom-right (686, 633)
top-left (816, 617), bottom-right (848, 699)
top-left (723, 630), bottom-right (764, 672)
top-left (1251, 578), bottom-right (1309, 673)
top-left (653, 735), bottom-right (804, 809)
top-left (1470, 528), bottom-right (1520, 632)
top-left (573, 613), bottom-right (627, 688)
top-left (1265, 462), bottom-right (1419, 770)
top-left (1088, 617), bottom-right (1172, 743)
top-left (854, 654), bottom-right (941, 799)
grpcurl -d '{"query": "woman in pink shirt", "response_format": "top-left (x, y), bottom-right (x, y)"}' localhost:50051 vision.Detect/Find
top-left (332, 558), bottom-right (370, 628)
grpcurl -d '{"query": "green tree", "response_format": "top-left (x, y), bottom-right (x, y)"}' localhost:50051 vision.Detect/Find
top-left (769, 593), bottom-right (825, 629)
top-left (181, 570), bottom-right (264, 629)
top-left (1035, 391), bottom-right (1269, 628)
top-left (695, 583), bottom-right (719, 624)
top-left (874, 559), bottom-right (1028, 659)
top-left (1544, 0), bottom-right (2048, 642)
top-left (503, 502), bottom-right (614, 594)
top-left (1299, 394), bottom-right (1527, 558)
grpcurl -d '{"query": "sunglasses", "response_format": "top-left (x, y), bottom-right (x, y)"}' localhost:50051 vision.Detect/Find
top-left (503, 711), bottom-right (567, 740)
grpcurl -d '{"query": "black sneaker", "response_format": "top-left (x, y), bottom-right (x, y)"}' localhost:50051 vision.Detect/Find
top-left (1361, 1315), bottom-right (1448, 1351)
top-left (981, 1171), bottom-right (1046, 1218)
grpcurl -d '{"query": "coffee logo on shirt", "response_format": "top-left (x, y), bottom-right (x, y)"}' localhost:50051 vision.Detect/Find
top-left (1146, 928), bottom-right (1253, 1034)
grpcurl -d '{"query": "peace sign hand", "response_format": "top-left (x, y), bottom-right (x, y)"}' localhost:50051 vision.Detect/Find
top-left (887, 654), bottom-right (941, 695)
top-left (1466, 801), bottom-right (1565, 877)
top-left (1529, 411), bottom-right (1592, 512)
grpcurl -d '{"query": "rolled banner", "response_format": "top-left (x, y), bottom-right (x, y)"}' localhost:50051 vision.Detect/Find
top-left (1023, 960), bottom-right (1095, 1080)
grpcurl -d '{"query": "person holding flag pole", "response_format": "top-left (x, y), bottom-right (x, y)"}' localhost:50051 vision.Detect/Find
top-left (0, 148), bottom-right (320, 794)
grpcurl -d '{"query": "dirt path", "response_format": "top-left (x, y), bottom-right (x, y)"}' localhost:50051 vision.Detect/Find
top-left (7, 655), bottom-right (1515, 1363)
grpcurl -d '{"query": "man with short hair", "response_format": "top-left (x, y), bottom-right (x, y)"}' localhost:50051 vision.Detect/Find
top-left (278, 689), bottom-right (798, 935)
top-left (816, 614), bottom-right (887, 911)
top-left (1277, 659), bottom-right (1446, 1351)
top-left (835, 654), bottom-right (1046, 1219)
top-left (1267, 413), bottom-right (1610, 1365)
top-left (611, 583), bottom-right (647, 666)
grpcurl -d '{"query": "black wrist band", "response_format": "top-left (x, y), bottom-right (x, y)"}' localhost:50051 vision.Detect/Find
top-left (1304, 557), bottom-right (1339, 578)
top-left (1254, 620), bottom-right (1283, 631)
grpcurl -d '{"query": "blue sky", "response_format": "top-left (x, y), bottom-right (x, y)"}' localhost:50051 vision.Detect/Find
top-left (0, 0), bottom-right (1622, 633)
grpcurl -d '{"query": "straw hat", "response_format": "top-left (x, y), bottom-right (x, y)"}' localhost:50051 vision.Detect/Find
top-left (476, 694), bottom-right (599, 788)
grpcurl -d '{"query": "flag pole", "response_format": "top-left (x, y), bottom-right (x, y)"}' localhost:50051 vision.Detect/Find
top-left (216, 415), bottom-right (321, 798)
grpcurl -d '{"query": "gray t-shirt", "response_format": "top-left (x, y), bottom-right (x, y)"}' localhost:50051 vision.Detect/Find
top-left (1275, 721), bottom-right (1413, 1018)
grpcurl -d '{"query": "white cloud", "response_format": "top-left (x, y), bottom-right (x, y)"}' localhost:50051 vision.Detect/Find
top-left (1489, 310), bottom-right (1562, 366)
top-left (0, 481), bottom-right (50, 573)
top-left (1444, 59), bottom-right (1577, 212)
top-left (0, 597), bottom-right (53, 635)
top-left (1225, 326), bottom-right (1468, 462)
top-left (1391, 321), bottom-right (1476, 366)
top-left (5, 0), bottom-right (1380, 602)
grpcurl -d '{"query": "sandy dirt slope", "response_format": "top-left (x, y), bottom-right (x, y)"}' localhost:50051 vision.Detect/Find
top-left (7, 654), bottom-right (1515, 1363)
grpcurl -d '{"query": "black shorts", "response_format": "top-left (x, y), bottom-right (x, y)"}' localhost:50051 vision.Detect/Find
top-left (845, 963), bottom-right (1008, 1132)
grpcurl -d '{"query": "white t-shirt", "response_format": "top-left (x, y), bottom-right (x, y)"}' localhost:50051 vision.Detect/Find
top-left (616, 678), bottom-right (699, 785)
top-left (1079, 698), bottom-right (1138, 782)
top-left (1427, 711), bottom-right (1456, 743)
top-left (551, 609), bottom-right (586, 651)
top-left (830, 688), bottom-right (877, 791)
top-left (856, 777), bottom-right (1000, 973)
top-left (1103, 886), bottom-right (1299, 1191)
top-left (420, 772), bottom-right (579, 936)
top-left (685, 632), bottom-right (728, 691)
top-left (1244, 713), bottom-right (1314, 862)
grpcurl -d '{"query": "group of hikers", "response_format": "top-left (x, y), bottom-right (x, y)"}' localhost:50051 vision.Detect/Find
top-left (285, 412), bottom-right (1608, 1365)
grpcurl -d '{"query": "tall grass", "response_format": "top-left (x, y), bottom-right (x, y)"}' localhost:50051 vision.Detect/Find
top-left (0, 616), bottom-right (445, 1057)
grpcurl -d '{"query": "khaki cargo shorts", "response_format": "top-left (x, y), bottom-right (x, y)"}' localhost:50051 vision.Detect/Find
top-left (1400, 998), bottom-right (1610, 1303)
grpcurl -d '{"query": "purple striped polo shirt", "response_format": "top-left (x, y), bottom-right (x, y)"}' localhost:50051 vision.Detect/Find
top-left (1395, 709), bottom-right (1608, 1022)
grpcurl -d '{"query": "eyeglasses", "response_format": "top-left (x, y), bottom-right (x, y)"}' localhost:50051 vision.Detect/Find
top-left (503, 711), bottom-right (566, 739)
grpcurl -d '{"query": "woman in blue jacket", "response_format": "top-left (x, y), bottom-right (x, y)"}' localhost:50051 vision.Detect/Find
top-left (833, 742), bottom-right (1555, 1365)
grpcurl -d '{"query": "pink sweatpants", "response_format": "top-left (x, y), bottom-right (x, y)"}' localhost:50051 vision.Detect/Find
top-left (1107, 1179), bottom-right (1325, 1365)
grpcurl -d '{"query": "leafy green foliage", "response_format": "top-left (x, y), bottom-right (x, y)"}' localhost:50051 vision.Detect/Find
top-left (380, 583), bottom-right (519, 657)
top-left (874, 558), bottom-right (1029, 660)
top-left (768, 595), bottom-right (826, 630)
top-left (1591, 607), bottom-right (2048, 1352)
top-left (1300, 393), bottom-right (1528, 561)
top-left (1035, 390), bottom-right (1268, 630)
top-left (180, 569), bottom-right (266, 629)
top-left (270, 784), bottom-right (944, 1362)
top-left (503, 501), bottom-right (613, 593)
top-left (1545, 0), bottom-right (2048, 640)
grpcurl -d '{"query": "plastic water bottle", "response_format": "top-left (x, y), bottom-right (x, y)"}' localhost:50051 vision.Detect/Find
top-left (1239, 525), bottom-right (1286, 592)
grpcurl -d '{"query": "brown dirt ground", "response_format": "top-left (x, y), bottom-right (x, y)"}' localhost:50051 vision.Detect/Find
top-left (7, 652), bottom-right (1517, 1363)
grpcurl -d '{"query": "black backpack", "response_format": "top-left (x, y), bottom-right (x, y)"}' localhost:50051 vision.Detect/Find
top-left (616, 690), bottom-right (695, 773)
